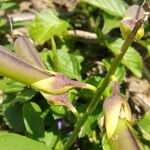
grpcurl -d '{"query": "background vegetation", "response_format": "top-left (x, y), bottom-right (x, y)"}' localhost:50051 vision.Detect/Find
top-left (0, 0), bottom-right (149, 149)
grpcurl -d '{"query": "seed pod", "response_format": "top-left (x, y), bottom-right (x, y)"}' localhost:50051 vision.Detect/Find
top-left (120, 5), bottom-right (145, 41)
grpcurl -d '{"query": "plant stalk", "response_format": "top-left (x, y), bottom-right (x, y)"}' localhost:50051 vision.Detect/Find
top-left (63, 18), bottom-right (144, 150)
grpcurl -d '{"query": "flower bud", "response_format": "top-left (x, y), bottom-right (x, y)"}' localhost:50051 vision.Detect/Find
top-left (103, 82), bottom-right (131, 139)
top-left (14, 35), bottom-right (80, 116)
top-left (42, 92), bottom-right (78, 117)
top-left (31, 74), bottom-right (96, 95)
top-left (108, 119), bottom-right (143, 150)
top-left (0, 38), bottom-right (96, 95)
top-left (120, 5), bottom-right (144, 41)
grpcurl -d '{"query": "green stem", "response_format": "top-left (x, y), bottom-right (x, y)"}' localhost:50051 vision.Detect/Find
top-left (63, 19), bottom-right (144, 150)
top-left (51, 37), bottom-right (59, 72)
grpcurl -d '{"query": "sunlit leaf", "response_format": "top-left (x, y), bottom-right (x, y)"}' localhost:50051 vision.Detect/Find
top-left (108, 38), bottom-right (143, 78)
top-left (0, 78), bottom-right (25, 93)
top-left (0, 133), bottom-right (50, 150)
top-left (102, 13), bottom-right (120, 34)
top-left (28, 10), bottom-right (69, 44)
top-left (138, 112), bottom-right (150, 135)
top-left (23, 102), bottom-right (45, 140)
top-left (78, 114), bottom-right (99, 138)
top-left (49, 50), bottom-right (83, 80)
top-left (82, 0), bottom-right (127, 17)
top-left (44, 131), bottom-right (63, 149)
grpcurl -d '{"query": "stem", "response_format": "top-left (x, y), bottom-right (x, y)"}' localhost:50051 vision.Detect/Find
top-left (63, 19), bottom-right (144, 150)
top-left (51, 37), bottom-right (59, 72)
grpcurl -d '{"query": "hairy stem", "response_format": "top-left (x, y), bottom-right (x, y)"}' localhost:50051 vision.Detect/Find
top-left (63, 18), bottom-right (144, 150)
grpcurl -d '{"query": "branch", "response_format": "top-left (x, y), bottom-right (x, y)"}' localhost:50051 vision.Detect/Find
top-left (67, 30), bottom-right (97, 40)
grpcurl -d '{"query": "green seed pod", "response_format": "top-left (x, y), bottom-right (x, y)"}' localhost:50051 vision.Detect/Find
top-left (120, 5), bottom-right (145, 41)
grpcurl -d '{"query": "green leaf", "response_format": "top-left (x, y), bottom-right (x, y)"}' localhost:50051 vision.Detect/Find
top-left (50, 105), bottom-right (66, 119)
top-left (138, 112), bottom-right (150, 134)
top-left (23, 102), bottom-right (45, 140)
top-left (1, 1), bottom-right (16, 10)
top-left (0, 78), bottom-right (25, 93)
top-left (2, 96), bottom-right (25, 132)
top-left (49, 50), bottom-right (83, 80)
top-left (44, 131), bottom-right (58, 148)
top-left (138, 40), bottom-right (150, 56)
top-left (28, 10), bottom-right (69, 44)
top-left (12, 88), bottom-right (36, 103)
top-left (0, 133), bottom-right (50, 150)
top-left (44, 131), bottom-right (63, 149)
top-left (102, 13), bottom-right (120, 34)
top-left (39, 50), bottom-right (53, 70)
top-left (108, 38), bottom-right (143, 78)
top-left (78, 114), bottom-right (99, 138)
top-left (82, 0), bottom-right (127, 17)
top-left (103, 58), bottom-right (126, 83)
top-left (78, 105), bottom-right (100, 138)
top-left (0, 18), bottom-right (7, 27)
top-left (80, 76), bottom-right (101, 101)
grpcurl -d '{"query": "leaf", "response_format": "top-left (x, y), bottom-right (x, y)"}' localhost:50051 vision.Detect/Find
top-left (28, 10), bottom-right (69, 44)
top-left (44, 131), bottom-right (63, 149)
top-left (108, 38), bottom-right (143, 78)
top-left (0, 18), bottom-right (7, 28)
top-left (78, 105), bottom-right (100, 138)
top-left (102, 13), bottom-right (120, 34)
top-left (39, 50), bottom-right (53, 70)
top-left (82, 0), bottom-right (127, 17)
top-left (23, 102), bottom-right (45, 140)
top-left (138, 40), bottom-right (150, 56)
top-left (49, 50), bottom-right (83, 80)
top-left (0, 78), bottom-right (25, 93)
top-left (138, 112), bottom-right (150, 134)
top-left (2, 96), bottom-right (25, 132)
top-left (13, 88), bottom-right (36, 103)
top-left (78, 114), bottom-right (99, 138)
top-left (1, 1), bottom-right (16, 10)
top-left (2, 88), bottom-right (36, 132)
top-left (79, 76), bottom-right (101, 101)
top-left (0, 133), bottom-right (50, 150)
top-left (50, 105), bottom-right (66, 119)
top-left (103, 58), bottom-right (126, 83)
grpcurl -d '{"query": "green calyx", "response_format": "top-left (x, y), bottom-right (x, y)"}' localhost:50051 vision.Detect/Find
top-left (120, 18), bottom-right (144, 41)
top-left (31, 74), bottom-right (96, 95)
